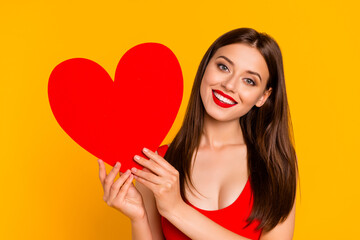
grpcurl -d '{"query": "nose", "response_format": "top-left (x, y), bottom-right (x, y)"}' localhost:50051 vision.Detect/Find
top-left (220, 74), bottom-right (238, 93)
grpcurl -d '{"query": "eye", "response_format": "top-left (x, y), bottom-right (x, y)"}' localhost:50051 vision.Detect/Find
top-left (217, 63), bottom-right (229, 72)
top-left (244, 78), bottom-right (256, 86)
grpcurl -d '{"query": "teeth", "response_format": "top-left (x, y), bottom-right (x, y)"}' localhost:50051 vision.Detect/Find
top-left (213, 91), bottom-right (236, 105)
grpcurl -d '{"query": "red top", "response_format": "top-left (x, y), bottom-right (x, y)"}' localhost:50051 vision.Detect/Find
top-left (156, 145), bottom-right (262, 240)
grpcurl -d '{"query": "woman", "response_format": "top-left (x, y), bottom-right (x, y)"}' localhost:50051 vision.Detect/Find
top-left (98, 28), bottom-right (298, 240)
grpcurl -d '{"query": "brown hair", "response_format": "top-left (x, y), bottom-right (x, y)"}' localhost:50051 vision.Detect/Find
top-left (164, 28), bottom-right (298, 232)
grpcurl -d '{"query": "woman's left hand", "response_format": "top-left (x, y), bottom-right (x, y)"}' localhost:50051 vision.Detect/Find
top-left (130, 147), bottom-right (184, 217)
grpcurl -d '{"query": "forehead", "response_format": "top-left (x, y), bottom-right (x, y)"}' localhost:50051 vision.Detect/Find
top-left (212, 43), bottom-right (269, 81)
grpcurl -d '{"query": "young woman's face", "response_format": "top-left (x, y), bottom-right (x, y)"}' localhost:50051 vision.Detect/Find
top-left (200, 43), bottom-right (272, 122)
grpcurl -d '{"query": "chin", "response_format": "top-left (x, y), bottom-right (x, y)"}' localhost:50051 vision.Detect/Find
top-left (205, 109), bottom-right (239, 122)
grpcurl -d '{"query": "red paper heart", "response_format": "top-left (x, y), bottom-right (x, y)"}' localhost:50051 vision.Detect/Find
top-left (48, 43), bottom-right (183, 170)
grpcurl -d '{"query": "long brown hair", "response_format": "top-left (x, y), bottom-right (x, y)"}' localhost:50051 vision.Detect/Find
top-left (164, 28), bottom-right (298, 232)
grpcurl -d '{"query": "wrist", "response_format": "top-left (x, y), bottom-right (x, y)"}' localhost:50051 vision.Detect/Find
top-left (131, 212), bottom-right (152, 240)
top-left (130, 212), bottom-right (148, 225)
top-left (162, 199), bottom-right (187, 220)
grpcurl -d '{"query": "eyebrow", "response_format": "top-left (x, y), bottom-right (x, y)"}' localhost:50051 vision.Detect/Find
top-left (216, 55), bottom-right (262, 82)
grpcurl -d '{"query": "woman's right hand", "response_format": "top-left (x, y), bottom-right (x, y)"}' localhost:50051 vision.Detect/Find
top-left (98, 159), bottom-right (146, 222)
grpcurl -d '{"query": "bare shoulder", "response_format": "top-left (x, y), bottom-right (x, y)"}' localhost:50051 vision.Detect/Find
top-left (259, 200), bottom-right (296, 240)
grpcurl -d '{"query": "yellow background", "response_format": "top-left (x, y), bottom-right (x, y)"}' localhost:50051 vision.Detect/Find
top-left (1, 0), bottom-right (359, 239)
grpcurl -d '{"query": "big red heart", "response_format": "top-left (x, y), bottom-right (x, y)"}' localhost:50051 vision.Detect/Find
top-left (48, 43), bottom-right (183, 170)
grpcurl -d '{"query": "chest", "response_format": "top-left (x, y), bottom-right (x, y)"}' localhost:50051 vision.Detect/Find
top-left (185, 145), bottom-right (248, 210)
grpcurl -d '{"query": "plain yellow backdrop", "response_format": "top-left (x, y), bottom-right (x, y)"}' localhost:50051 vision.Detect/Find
top-left (1, 0), bottom-right (359, 239)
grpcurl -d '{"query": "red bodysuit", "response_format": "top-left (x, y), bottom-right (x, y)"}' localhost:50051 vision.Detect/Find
top-left (156, 145), bottom-right (262, 240)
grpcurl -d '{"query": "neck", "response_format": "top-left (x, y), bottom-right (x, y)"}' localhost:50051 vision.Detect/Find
top-left (200, 112), bottom-right (245, 150)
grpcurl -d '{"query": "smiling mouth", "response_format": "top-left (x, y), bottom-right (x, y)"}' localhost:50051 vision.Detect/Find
top-left (212, 90), bottom-right (237, 105)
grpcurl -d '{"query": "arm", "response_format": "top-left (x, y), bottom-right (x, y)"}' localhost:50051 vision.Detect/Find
top-left (132, 148), bottom-right (296, 240)
top-left (135, 180), bottom-right (165, 240)
top-left (131, 148), bottom-right (251, 240)
top-left (260, 154), bottom-right (298, 240)
top-left (162, 193), bottom-right (296, 240)
top-left (163, 200), bottom-right (251, 240)
top-left (259, 199), bottom-right (296, 240)
top-left (97, 159), bottom-right (152, 240)
top-left (131, 214), bottom-right (153, 240)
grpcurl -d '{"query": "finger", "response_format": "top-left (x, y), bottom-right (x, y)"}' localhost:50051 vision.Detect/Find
top-left (117, 174), bottom-right (134, 201)
top-left (98, 159), bottom-right (107, 186)
top-left (142, 148), bottom-right (175, 173)
top-left (142, 167), bottom-right (152, 173)
top-left (103, 162), bottom-right (121, 199)
top-left (133, 155), bottom-right (166, 176)
top-left (131, 167), bottom-right (162, 185)
top-left (134, 175), bottom-right (157, 194)
top-left (108, 169), bottom-right (131, 203)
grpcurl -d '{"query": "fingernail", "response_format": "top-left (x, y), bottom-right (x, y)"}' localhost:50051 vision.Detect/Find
top-left (115, 162), bottom-right (120, 167)
top-left (131, 167), bottom-right (137, 173)
top-left (134, 155), bottom-right (140, 160)
top-left (125, 169), bottom-right (130, 174)
top-left (143, 147), bottom-right (149, 153)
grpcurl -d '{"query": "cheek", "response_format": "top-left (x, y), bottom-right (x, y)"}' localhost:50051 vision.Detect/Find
top-left (200, 81), bottom-right (211, 103)
top-left (200, 79), bottom-right (208, 104)
top-left (238, 89), bottom-right (263, 105)
top-left (202, 66), bottom-right (219, 85)
top-left (200, 71), bottom-right (214, 99)
top-left (200, 81), bottom-right (205, 101)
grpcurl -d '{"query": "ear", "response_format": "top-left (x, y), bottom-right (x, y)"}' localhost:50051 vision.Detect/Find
top-left (255, 87), bottom-right (272, 107)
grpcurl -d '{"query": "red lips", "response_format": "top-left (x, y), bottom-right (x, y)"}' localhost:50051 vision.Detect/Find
top-left (212, 89), bottom-right (238, 108)
top-left (213, 89), bottom-right (237, 103)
